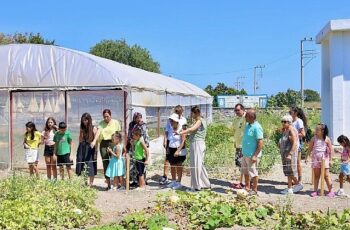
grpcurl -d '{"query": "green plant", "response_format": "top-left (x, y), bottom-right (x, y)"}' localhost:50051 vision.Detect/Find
top-left (0, 173), bottom-right (100, 229)
top-left (330, 158), bottom-right (341, 174)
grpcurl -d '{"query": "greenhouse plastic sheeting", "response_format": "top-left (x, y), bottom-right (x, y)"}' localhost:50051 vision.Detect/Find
top-left (0, 44), bottom-right (212, 107)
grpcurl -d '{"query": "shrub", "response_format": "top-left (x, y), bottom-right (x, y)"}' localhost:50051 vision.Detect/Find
top-left (0, 174), bottom-right (100, 229)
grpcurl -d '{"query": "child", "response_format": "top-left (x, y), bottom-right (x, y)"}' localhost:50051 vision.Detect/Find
top-left (132, 129), bottom-right (150, 190)
top-left (41, 117), bottom-right (58, 180)
top-left (336, 135), bottom-right (350, 196)
top-left (167, 113), bottom-right (187, 190)
top-left (24, 121), bottom-right (41, 177)
top-left (308, 123), bottom-right (334, 197)
top-left (53, 122), bottom-right (73, 179)
top-left (106, 132), bottom-right (125, 190)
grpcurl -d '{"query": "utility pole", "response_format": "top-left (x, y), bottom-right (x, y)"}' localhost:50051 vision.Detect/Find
top-left (235, 76), bottom-right (245, 91)
top-left (254, 65), bottom-right (265, 95)
top-left (300, 37), bottom-right (317, 107)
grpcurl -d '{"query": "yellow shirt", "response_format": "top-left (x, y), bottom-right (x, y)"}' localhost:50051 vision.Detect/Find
top-left (24, 131), bottom-right (42, 149)
top-left (232, 113), bottom-right (246, 148)
top-left (98, 119), bottom-right (121, 141)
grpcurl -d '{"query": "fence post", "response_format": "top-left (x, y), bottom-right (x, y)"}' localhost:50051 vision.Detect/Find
top-left (320, 159), bottom-right (325, 196)
top-left (126, 154), bottom-right (130, 193)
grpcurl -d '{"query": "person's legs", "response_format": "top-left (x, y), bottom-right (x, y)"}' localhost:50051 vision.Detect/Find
top-left (176, 163), bottom-right (183, 182)
top-left (34, 162), bottom-right (39, 178)
top-left (59, 166), bottom-right (64, 179)
top-left (51, 156), bottom-right (57, 179)
top-left (244, 174), bottom-right (250, 190)
top-left (324, 169), bottom-right (333, 192)
top-left (45, 156), bottom-right (52, 179)
top-left (28, 164), bottom-right (34, 176)
top-left (339, 173), bottom-right (344, 189)
top-left (252, 176), bottom-right (258, 192)
top-left (297, 150), bottom-right (302, 182)
top-left (313, 168), bottom-right (321, 192)
top-left (100, 141), bottom-right (111, 188)
top-left (170, 164), bottom-right (176, 181)
top-left (66, 166), bottom-right (73, 179)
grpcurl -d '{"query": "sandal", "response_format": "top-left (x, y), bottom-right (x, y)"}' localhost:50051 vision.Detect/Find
top-left (231, 182), bottom-right (244, 189)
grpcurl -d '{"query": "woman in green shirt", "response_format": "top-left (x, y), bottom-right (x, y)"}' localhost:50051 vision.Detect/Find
top-left (179, 106), bottom-right (211, 192)
top-left (93, 109), bottom-right (121, 190)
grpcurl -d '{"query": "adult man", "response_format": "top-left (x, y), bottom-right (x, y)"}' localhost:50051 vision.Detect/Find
top-left (231, 103), bottom-right (246, 189)
top-left (241, 109), bottom-right (263, 196)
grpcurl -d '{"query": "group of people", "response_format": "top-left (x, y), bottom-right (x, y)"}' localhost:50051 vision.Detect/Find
top-left (22, 105), bottom-right (211, 193)
top-left (23, 109), bottom-right (150, 191)
top-left (231, 103), bottom-right (350, 197)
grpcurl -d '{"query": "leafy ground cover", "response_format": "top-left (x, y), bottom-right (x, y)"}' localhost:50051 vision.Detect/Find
top-left (93, 190), bottom-right (350, 230)
top-left (0, 173), bottom-right (100, 229)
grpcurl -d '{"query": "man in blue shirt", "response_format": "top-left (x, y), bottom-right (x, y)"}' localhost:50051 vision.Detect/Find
top-left (242, 109), bottom-right (263, 196)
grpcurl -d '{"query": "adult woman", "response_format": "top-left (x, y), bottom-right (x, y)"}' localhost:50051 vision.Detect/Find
top-left (179, 106), bottom-right (211, 192)
top-left (166, 113), bottom-right (187, 190)
top-left (279, 115), bottom-right (303, 194)
top-left (41, 117), bottom-right (58, 180)
top-left (289, 107), bottom-right (308, 183)
top-left (76, 113), bottom-right (98, 186)
top-left (94, 109), bottom-right (121, 189)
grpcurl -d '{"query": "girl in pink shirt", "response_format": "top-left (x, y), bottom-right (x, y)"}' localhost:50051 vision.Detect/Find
top-left (308, 123), bottom-right (334, 197)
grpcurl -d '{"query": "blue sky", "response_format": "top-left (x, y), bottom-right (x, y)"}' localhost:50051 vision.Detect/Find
top-left (0, 1), bottom-right (349, 95)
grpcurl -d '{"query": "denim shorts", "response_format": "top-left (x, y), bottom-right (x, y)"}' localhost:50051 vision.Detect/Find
top-left (341, 163), bottom-right (350, 176)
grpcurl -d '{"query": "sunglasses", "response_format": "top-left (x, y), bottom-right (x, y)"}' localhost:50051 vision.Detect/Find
top-left (281, 120), bottom-right (289, 123)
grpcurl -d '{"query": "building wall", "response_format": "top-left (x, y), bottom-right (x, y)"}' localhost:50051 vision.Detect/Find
top-left (321, 31), bottom-right (350, 142)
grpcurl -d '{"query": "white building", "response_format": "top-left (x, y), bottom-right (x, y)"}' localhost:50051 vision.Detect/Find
top-left (217, 94), bottom-right (267, 108)
top-left (316, 19), bottom-right (350, 142)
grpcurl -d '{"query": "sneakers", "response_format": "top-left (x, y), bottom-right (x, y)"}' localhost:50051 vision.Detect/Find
top-left (292, 183), bottom-right (304, 193)
top-left (280, 188), bottom-right (293, 195)
top-left (159, 176), bottom-right (168, 185)
top-left (167, 181), bottom-right (177, 188)
top-left (337, 189), bottom-right (347, 196)
top-left (172, 182), bottom-right (182, 190)
top-left (118, 185), bottom-right (126, 190)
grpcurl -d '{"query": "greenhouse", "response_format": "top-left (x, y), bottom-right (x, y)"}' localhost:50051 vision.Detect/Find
top-left (0, 44), bottom-right (212, 169)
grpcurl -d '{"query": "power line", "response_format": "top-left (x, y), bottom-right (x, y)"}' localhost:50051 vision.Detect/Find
top-left (164, 51), bottom-right (301, 77)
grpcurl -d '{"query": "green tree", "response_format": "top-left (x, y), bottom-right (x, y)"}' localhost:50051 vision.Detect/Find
top-left (90, 39), bottom-right (160, 73)
top-left (204, 82), bottom-right (247, 106)
top-left (0, 32), bottom-right (55, 45)
top-left (304, 89), bottom-right (320, 102)
top-left (268, 89), bottom-right (302, 107)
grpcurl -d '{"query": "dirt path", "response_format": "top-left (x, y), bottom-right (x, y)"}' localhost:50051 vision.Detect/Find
top-left (94, 162), bottom-right (350, 225)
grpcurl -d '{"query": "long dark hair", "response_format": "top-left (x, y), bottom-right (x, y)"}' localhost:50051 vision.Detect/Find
top-left (44, 117), bottom-right (57, 132)
top-left (25, 121), bottom-right (37, 140)
top-left (290, 107), bottom-right (308, 128)
top-left (337, 135), bottom-right (350, 147)
top-left (317, 123), bottom-right (329, 141)
top-left (80, 113), bottom-right (94, 143)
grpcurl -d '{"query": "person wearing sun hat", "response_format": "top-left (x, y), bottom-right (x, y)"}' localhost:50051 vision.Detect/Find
top-left (159, 105), bottom-right (187, 185)
top-left (166, 113), bottom-right (187, 190)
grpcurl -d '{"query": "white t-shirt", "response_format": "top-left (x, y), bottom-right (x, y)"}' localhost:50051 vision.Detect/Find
top-left (168, 126), bottom-right (183, 148)
top-left (292, 118), bottom-right (304, 133)
top-left (165, 116), bottom-right (187, 140)
top-left (41, 129), bottom-right (55, 146)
